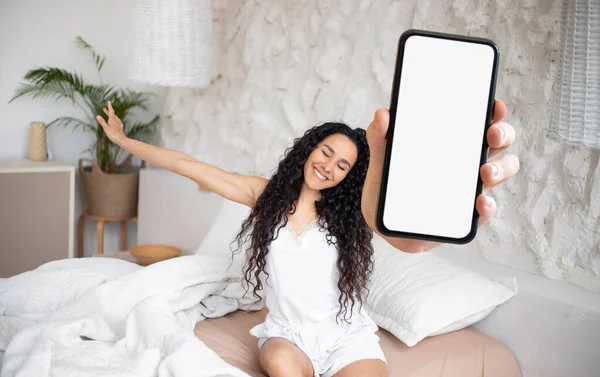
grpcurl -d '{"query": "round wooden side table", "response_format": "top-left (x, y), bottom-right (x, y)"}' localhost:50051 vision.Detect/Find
top-left (77, 212), bottom-right (138, 257)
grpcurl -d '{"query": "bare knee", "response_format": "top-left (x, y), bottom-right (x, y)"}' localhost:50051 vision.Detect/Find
top-left (259, 338), bottom-right (312, 377)
top-left (260, 345), bottom-right (297, 374)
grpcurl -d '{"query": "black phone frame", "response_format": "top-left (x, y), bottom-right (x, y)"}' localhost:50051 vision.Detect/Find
top-left (376, 29), bottom-right (500, 245)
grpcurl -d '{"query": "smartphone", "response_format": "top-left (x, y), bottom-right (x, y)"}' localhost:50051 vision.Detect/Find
top-left (376, 29), bottom-right (499, 244)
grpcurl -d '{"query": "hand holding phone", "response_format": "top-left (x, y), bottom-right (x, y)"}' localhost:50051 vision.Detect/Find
top-left (376, 29), bottom-right (500, 245)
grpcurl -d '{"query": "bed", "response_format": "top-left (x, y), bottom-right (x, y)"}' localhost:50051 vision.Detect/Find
top-left (4, 170), bottom-right (598, 377)
top-left (136, 168), bottom-right (523, 377)
top-left (194, 308), bottom-right (519, 377)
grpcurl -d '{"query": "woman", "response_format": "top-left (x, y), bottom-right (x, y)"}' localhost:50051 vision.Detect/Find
top-left (97, 99), bottom-right (518, 377)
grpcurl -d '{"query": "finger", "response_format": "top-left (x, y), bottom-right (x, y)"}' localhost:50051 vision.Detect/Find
top-left (103, 107), bottom-right (117, 123)
top-left (492, 99), bottom-right (506, 124)
top-left (108, 101), bottom-right (115, 115)
top-left (476, 194), bottom-right (496, 227)
top-left (361, 108), bottom-right (389, 228)
top-left (366, 108), bottom-right (389, 183)
top-left (480, 154), bottom-right (520, 193)
top-left (487, 121), bottom-right (516, 158)
top-left (96, 115), bottom-right (109, 129)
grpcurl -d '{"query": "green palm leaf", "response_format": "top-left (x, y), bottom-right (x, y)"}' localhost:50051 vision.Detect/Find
top-left (9, 37), bottom-right (159, 173)
top-left (76, 36), bottom-right (106, 74)
top-left (9, 83), bottom-right (65, 102)
top-left (9, 68), bottom-right (85, 103)
top-left (23, 67), bottom-right (85, 89)
top-left (113, 89), bottom-right (153, 115)
top-left (125, 115), bottom-right (160, 142)
top-left (85, 84), bottom-right (116, 103)
top-left (47, 116), bottom-right (97, 133)
top-left (84, 84), bottom-right (118, 120)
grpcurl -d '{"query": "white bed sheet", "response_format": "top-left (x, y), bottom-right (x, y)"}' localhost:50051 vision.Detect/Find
top-left (0, 254), bottom-right (262, 377)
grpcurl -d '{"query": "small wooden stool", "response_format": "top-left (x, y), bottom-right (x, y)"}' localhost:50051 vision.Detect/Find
top-left (78, 212), bottom-right (138, 257)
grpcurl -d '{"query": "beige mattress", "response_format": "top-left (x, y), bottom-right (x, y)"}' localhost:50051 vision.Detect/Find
top-left (194, 309), bottom-right (521, 377)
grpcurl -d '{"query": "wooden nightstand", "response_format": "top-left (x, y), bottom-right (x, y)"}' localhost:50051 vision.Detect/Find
top-left (77, 212), bottom-right (138, 257)
top-left (0, 159), bottom-right (75, 277)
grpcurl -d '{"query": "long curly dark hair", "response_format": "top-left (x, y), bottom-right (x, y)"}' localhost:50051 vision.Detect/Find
top-left (233, 122), bottom-right (374, 322)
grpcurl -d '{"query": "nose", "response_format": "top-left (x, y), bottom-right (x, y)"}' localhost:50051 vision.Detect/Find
top-left (322, 160), bottom-right (334, 173)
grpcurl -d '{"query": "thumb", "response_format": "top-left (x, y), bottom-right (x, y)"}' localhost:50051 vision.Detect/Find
top-left (366, 108), bottom-right (389, 177)
top-left (362, 108), bottom-right (390, 228)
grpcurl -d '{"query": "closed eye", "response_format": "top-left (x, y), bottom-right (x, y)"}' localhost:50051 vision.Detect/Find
top-left (322, 147), bottom-right (348, 171)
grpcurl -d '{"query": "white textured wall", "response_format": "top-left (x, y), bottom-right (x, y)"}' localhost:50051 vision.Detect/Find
top-left (160, 0), bottom-right (600, 292)
top-left (0, 0), bottom-right (166, 257)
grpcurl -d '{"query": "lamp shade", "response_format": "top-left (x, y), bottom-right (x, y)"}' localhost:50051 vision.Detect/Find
top-left (549, 0), bottom-right (600, 148)
top-left (129, 0), bottom-right (212, 88)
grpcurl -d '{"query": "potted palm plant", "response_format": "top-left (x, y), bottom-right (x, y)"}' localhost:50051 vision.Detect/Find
top-left (9, 36), bottom-right (159, 217)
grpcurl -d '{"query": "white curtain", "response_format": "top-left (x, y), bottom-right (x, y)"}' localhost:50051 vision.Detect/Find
top-left (549, 0), bottom-right (600, 148)
top-left (129, 0), bottom-right (212, 88)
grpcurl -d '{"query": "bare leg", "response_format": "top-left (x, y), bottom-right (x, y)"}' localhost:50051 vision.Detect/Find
top-left (259, 337), bottom-right (314, 377)
top-left (332, 359), bottom-right (386, 377)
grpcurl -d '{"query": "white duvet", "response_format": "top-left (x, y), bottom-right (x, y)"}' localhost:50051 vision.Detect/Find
top-left (0, 253), bottom-right (262, 377)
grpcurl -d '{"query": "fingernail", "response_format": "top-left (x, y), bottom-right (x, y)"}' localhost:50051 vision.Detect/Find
top-left (491, 164), bottom-right (498, 177)
top-left (495, 124), bottom-right (505, 140)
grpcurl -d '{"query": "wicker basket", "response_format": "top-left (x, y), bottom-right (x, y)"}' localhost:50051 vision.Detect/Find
top-left (78, 157), bottom-right (143, 217)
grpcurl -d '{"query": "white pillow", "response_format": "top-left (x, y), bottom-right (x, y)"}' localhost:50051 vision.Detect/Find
top-left (195, 199), bottom-right (251, 267)
top-left (365, 234), bottom-right (517, 347)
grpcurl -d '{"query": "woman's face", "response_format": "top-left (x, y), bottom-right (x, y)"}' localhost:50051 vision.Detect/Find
top-left (303, 133), bottom-right (358, 191)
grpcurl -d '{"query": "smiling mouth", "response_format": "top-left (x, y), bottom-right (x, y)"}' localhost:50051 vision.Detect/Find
top-left (313, 167), bottom-right (328, 181)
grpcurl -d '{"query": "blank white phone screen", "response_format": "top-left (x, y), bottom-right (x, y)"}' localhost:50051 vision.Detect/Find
top-left (383, 35), bottom-right (495, 239)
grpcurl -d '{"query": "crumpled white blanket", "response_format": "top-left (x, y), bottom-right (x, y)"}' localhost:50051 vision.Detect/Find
top-left (0, 253), bottom-right (262, 377)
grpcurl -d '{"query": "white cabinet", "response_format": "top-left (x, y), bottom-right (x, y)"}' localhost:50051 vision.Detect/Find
top-left (0, 159), bottom-right (75, 277)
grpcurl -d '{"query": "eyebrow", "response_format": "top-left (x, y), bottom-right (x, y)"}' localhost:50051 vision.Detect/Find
top-left (323, 144), bottom-right (351, 168)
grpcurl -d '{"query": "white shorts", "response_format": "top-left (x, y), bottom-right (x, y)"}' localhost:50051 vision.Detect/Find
top-left (250, 312), bottom-right (386, 377)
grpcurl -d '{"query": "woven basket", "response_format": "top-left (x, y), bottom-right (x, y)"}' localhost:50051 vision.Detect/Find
top-left (79, 156), bottom-right (143, 217)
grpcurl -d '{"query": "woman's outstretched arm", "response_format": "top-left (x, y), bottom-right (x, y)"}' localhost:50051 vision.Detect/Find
top-left (96, 101), bottom-right (267, 208)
